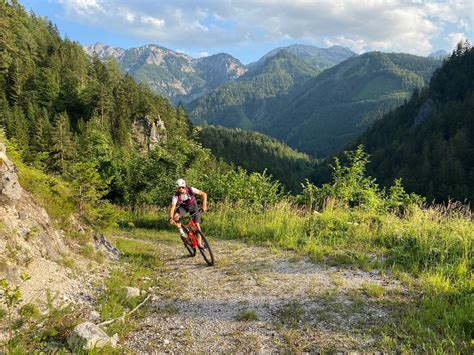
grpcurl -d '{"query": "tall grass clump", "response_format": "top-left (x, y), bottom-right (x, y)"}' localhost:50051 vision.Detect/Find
top-left (97, 238), bottom-right (163, 337)
top-left (206, 145), bottom-right (472, 352)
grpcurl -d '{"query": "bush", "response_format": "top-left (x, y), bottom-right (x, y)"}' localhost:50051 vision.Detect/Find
top-left (301, 146), bottom-right (424, 214)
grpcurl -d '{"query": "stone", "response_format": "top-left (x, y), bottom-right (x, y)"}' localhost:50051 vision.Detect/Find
top-left (88, 310), bottom-right (101, 322)
top-left (68, 322), bottom-right (117, 350)
top-left (124, 286), bottom-right (141, 298)
top-left (111, 333), bottom-right (119, 346)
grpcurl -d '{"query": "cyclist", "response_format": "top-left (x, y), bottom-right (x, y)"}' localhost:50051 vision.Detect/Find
top-left (169, 178), bottom-right (207, 246)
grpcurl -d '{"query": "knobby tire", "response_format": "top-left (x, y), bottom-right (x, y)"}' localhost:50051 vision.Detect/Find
top-left (196, 231), bottom-right (214, 266)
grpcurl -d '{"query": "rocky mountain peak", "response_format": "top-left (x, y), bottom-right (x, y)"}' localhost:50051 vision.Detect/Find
top-left (195, 53), bottom-right (247, 81)
top-left (83, 42), bottom-right (125, 60)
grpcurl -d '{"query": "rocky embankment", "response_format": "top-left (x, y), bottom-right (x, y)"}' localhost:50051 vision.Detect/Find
top-left (0, 142), bottom-right (108, 345)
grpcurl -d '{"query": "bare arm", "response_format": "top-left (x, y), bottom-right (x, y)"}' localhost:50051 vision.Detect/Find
top-left (199, 191), bottom-right (207, 212)
top-left (169, 202), bottom-right (177, 224)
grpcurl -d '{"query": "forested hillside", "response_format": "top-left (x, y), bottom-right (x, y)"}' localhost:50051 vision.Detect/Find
top-left (197, 125), bottom-right (314, 192)
top-left (186, 50), bottom-right (320, 129)
top-left (269, 52), bottom-right (442, 156)
top-left (354, 42), bottom-right (474, 203)
top-left (0, 1), bottom-right (201, 209)
top-left (0, 1), bottom-right (283, 218)
top-left (190, 51), bottom-right (441, 157)
top-left (247, 44), bottom-right (355, 72)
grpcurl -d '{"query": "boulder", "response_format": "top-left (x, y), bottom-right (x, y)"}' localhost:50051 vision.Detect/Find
top-left (68, 322), bottom-right (118, 350)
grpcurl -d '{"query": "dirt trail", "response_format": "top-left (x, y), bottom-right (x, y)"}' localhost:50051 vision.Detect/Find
top-left (124, 236), bottom-right (409, 353)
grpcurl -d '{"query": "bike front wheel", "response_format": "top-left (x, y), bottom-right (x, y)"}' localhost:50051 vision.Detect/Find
top-left (196, 231), bottom-right (214, 266)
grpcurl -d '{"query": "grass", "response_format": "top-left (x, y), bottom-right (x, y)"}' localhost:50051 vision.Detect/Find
top-left (97, 237), bottom-right (165, 332)
top-left (361, 282), bottom-right (385, 298)
top-left (236, 309), bottom-right (259, 321)
top-left (2, 290), bottom-right (83, 353)
top-left (275, 301), bottom-right (305, 328)
top-left (203, 201), bottom-right (473, 352)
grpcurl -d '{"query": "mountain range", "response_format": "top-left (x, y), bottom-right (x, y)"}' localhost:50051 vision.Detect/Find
top-left (86, 42), bottom-right (444, 157)
top-left (247, 44), bottom-right (355, 72)
top-left (188, 51), bottom-right (442, 156)
top-left (84, 43), bottom-right (248, 104)
top-left (84, 43), bottom-right (355, 104)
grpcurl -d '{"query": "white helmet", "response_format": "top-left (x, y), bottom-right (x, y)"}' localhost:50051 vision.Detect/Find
top-left (176, 178), bottom-right (186, 187)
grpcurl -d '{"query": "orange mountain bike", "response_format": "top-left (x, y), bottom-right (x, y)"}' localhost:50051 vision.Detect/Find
top-left (180, 209), bottom-right (214, 266)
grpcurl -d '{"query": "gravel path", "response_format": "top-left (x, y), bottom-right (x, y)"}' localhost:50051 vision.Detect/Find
top-left (123, 235), bottom-right (409, 353)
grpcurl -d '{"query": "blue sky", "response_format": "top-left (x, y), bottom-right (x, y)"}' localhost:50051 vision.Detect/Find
top-left (19, 0), bottom-right (473, 64)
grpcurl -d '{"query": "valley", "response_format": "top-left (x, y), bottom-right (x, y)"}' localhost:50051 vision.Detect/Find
top-left (1, 2), bottom-right (472, 353)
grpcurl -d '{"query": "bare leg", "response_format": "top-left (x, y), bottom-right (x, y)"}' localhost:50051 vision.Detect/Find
top-left (173, 213), bottom-right (183, 237)
top-left (195, 222), bottom-right (203, 247)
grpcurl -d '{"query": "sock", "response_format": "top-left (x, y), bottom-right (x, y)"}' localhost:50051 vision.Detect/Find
top-left (178, 228), bottom-right (185, 236)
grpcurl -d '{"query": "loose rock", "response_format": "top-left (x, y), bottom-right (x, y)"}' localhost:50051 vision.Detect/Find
top-left (68, 322), bottom-right (117, 350)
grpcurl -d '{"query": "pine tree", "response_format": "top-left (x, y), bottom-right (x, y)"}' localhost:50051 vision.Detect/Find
top-left (50, 111), bottom-right (75, 173)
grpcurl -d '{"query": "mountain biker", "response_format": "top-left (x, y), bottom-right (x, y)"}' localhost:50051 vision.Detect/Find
top-left (169, 178), bottom-right (207, 246)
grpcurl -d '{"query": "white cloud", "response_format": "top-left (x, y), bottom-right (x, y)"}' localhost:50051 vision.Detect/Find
top-left (140, 16), bottom-right (165, 28)
top-left (446, 32), bottom-right (467, 49)
top-left (197, 51), bottom-right (209, 57)
top-left (459, 19), bottom-right (471, 31)
top-left (56, 0), bottom-right (474, 55)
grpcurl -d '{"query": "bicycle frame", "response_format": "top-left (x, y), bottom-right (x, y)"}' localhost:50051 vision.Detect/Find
top-left (180, 209), bottom-right (202, 248)
top-left (178, 208), bottom-right (214, 266)
top-left (182, 218), bottom-right (199, 248)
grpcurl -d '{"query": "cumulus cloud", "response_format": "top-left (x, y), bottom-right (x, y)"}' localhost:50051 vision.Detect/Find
top-left (56, 0), bottom-right (473, 55)
top-left (446, 32), bottom-right (468, 49)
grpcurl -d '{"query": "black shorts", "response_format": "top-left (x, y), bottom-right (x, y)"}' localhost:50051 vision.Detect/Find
top-left (175, 204), bottom-right (201, 223)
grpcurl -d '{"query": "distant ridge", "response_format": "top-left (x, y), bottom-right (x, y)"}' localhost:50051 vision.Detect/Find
top-left (187, 50), bottom-right (321, 130)
top-left (84, 42), bottom-right (247, 104)
top-left (248, 44), bottom-right (355, 71)
top-left (428, 49), bottom-right (449, 59)
top-left (189, 51), bottom-right (442, 157)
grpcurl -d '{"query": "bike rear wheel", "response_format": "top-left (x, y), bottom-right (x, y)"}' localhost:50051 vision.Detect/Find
top-left (182, 235), bottom-right (196, 257)
top-left (196, 231), bottom-right (214, 266)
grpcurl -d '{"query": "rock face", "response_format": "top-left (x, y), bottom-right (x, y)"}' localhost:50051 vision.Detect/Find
top-left (68, 322), bottom-right (118, 350)
top-left (0, 142), bottom-right (22, 205)
top-left (84, 43), bottom-right (125, 59)
top-left (0, 139), bottom-right (81, 303)
top-left (0, 141), bottom-right (67, 262)
top-left (131, 114), bottom-right (166, 152)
